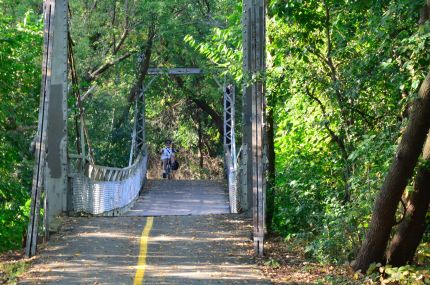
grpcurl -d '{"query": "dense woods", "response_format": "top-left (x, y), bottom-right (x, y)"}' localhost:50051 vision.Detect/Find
top-left (2, 0), bottom-right (430, 282)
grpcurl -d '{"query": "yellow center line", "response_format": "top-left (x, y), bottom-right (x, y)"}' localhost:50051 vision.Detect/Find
top-left (134, 216), bottom-right (154, 285)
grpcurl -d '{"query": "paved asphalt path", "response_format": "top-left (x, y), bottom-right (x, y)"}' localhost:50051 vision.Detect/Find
top-left (19, 180), bottom-right (270, 284)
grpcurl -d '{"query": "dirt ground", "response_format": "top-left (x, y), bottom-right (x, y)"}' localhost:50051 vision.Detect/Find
top-left (257, 237), bottom-right (360, 285)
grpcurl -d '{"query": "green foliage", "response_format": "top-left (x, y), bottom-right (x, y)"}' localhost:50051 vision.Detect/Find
top-left (182, 0), bottom-right (430, 264)
top-left (263, 258), bottom-right (281, 269)
top-left (362, 263), bottom-right (430, 284)
top-left (0, 259), bottom-right (31, 284)
top-left (67, 0), bottom-right (236, 174)
top-left (267, 0), bottom-right (430, 264)
top-left (0, 3), bottom-right (42, 252)
top-left (2, 0), bottom-right (430, 273)
top-left (0, 0), bottom-right (237, 252)
top-left (184, 1), bottom-right (243, 80)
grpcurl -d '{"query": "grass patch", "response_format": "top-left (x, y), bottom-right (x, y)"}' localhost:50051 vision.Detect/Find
top-left (0, 259), bottom-right (31, 285)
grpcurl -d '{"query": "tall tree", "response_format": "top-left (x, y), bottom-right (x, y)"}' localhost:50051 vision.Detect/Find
top-left (354, 70), bottom-right (430, 272)
top-left (387, 133), bottom-right (430, 266)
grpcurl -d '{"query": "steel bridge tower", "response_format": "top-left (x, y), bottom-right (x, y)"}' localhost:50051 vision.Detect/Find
top-left (26, 0), bottom-right (267, 257)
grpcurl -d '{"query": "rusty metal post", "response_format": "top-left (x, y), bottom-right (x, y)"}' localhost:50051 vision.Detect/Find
top-left (243, 0), bottom-right (266, 256)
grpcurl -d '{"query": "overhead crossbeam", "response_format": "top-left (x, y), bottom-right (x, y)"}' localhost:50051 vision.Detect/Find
top-left (147, 68), bottom-right (202, 75)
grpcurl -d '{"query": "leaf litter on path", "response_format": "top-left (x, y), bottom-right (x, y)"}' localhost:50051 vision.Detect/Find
top-left (257, 237), bottom-right (360, 285)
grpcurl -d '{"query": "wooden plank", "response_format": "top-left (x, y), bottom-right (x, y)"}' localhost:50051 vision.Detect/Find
top-left (249, 0), bottom-right (260, 254)
top-left (147, 68), bottom-right (202, 75)
top-left (126, 180), bottom-right (230, 216)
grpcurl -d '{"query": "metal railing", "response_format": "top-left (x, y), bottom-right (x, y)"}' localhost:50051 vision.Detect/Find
top-left (70, 146), bottom-right (148, 215)
top-left (224, 83), bottom-right (243, 213)
top-left (225, 147), bottom-right (239, 213)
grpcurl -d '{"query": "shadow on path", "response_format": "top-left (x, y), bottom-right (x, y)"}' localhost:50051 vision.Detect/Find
top-left (19, 180), bottom-right (270, 284)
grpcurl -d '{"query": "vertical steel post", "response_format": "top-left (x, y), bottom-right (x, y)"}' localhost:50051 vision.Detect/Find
top-left (136, 85), bottom-right (146, 152)
top-left (79, 117), bottom-right (86, 168)
top-left (230, 85), bottom-right (237, 172)
top-left (224, 84), bottom-right (233, 149)
top-left (225, 84), bottom-right (239, 213)
top-left (242, 0), bottom-right (253, 212)
top-left (243, 0), bottom-right (266, 256)
top-left (45, 0), bottom-right (68, 233)
top-left (130, 76), bottom-right (158, 165)
top-left (26, 0), bottom-right (68, 257)
top-left (230, 85), bottom-right (238, 212)
top-left (129, 97), bottom-right (138, 166)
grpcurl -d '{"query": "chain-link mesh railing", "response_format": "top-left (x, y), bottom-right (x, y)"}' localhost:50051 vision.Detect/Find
top-left (225, 147), bottom-right (239, 213)
top-left (224, 84), bottom-right (241, 213)
top-left (70, 147), bottom-right (148, 215)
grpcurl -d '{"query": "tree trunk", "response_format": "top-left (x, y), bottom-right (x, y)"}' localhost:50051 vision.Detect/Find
top-left (386, 134), bottom-right (430, 266)
top-left (114, 24), bottom-right (155, 129)
top-left (384, 4), bottom-right (430, 267)
top-left (353, 70), bottom-right (430, 272)
top-left (419, 0), bottom-right (430, 24)
top-left (172, 77), bottom-right (224, 143)
top-left (192, 98), bottom-right (224, 141)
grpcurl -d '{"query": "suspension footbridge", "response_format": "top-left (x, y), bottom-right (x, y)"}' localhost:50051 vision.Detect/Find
top-left (23, 0), bottom-right (268, 283)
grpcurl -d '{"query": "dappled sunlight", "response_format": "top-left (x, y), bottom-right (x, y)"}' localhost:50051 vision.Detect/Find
top-left (145, 264), bottom-right (264, 280)
top-left (20, 217), bottom-right (141, 284)
top-left (80, 232), bottom-right (136, 239)
top-left (20, 180), bottom-right (264, 284)
top-left (21, 214), bottom-right (269, 284)
top-left (150, 234), bottom-right (245, 243)
top-left (141, 215), bottom-right (269, 284)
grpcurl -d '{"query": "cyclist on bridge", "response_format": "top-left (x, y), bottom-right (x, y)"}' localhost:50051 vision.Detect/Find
top-left (160, 139), bottom-right (175, 178)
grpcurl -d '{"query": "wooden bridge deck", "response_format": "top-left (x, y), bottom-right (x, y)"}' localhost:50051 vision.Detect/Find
top-left (126, 180), bottom-right (231, 216)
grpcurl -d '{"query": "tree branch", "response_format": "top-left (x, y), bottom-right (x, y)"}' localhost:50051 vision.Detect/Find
top-left (86, 52), bottom-right (133, 82)
top-left (191, 98), bottom-right (224, 139)
top-left (304, 86), bottom-right (347, 158)
top-left (114, 22), bottom-right (156, 129)
top-left (173, 76), bottom-right (224, 140)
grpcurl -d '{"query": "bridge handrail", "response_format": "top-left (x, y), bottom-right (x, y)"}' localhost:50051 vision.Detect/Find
top-left (225, 145), bottom-right (240, 213)
top-left (87, 145), bottom-right (147, 182)
top-left (70, 145), bottom-right (148, 215)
